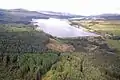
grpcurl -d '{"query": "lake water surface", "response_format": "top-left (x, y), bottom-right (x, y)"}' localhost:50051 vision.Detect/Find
top-left (32, 18), bottom-right (99, 38)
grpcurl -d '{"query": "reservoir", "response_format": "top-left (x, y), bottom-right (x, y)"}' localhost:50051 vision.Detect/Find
top-left (32, 18), bottom-right (99, 38)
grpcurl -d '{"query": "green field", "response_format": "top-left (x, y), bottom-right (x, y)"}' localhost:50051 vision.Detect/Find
top-left (0, 24), bottom-right (35, 32)
top-left (107, 39), bottom-right (120, 52)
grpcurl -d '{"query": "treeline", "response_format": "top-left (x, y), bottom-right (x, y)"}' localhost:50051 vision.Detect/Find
top-left (0, 53), bottom-right (59, 80)
top-left (0, 23), bottom-right (55, 80)
top-left (58, 37), bottom-right (116, 53)
top-left (43, 53), bottom-right (120, 80)
top-left (0, 24), bottom-right (50, 55)
top-left (0, 31), bottom-right (49, 54)
top-left (1, 52), bottom-right (120, 80)
top-left (0, 24), bottom-right (120, 80)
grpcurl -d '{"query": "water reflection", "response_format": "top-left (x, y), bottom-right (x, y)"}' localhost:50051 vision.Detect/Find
top-left (32, 18), bottom-right (98, 38)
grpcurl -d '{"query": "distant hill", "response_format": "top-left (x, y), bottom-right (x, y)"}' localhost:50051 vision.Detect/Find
top-left (38, 11), bottom-right (83, 18)
top-left (1, 8), bottom-right (120, 24)
top-left (0, 9), bottom-right (49, 24)
top-left (70, 14), bottom-right (120, 20)
top-left (86, 14), bottom-right (120, 20)
top-left (95, 14), bottom-right (120, 20)
top-left (0, 8), bottom-right (83, 24)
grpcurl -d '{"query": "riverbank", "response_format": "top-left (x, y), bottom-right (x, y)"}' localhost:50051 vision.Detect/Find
top-left (70, 20), bottom-right (120, 54)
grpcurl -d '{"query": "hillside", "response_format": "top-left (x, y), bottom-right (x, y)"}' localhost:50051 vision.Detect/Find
top-left (0, 9), bottom-right (49, 24)
top-left (87, 14), bottom-right (120, 20)
top-left (1, 8), bottom-right (120, 24)
top-left (0, 23), bottom-right (120, 80)
top-left (0, 8), bottom-right (82, 24)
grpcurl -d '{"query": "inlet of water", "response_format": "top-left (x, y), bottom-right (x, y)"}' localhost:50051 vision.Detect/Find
top-left (32, 18), bottom-right (99, 38)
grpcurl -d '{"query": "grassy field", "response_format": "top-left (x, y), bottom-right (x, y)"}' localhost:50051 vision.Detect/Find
top-left (72, 20), bottom-right (120, 53)
top-left (0, 24), bottom-right (35, 32)
top-left (107, 39), bottom-right (120, 52)
top-left (72, 20), bottom-right (120, 35)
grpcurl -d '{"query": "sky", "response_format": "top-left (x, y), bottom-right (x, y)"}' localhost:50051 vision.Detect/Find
top-left (0, 0), bottom-right (120, 15)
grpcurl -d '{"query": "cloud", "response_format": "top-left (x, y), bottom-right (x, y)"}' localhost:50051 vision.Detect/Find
top-left (0, 0), bottom-right (120, 15)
